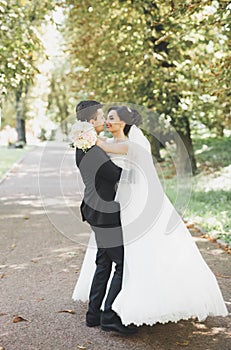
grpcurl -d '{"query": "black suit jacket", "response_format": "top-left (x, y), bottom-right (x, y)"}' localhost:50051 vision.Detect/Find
top-left (76, 145), bottom-right (122, 227)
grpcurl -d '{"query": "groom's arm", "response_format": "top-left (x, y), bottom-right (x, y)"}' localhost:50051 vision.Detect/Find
top-left (97, 159), bottom-right (122, 184)
top-left (95, 147), bottom-right (122, 184)
top-left (95, 146), bottom-right (133, 185)
top-left (78, 145), bottom-right (122, 184)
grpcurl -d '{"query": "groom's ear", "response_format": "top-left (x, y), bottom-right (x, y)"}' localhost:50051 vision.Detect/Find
top-left (89, 119), bottom-right (95, 125)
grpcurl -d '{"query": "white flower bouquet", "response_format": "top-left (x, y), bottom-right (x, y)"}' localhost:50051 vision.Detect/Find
top-left (70, 121), bottom-right (97, 152)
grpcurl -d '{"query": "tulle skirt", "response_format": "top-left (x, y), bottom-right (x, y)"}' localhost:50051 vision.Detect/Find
top-left (72, 195), bottom-right (228, 326)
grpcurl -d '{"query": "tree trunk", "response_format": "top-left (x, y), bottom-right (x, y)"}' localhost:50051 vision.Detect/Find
top-left (149, 134), bottom-right (163, 162)
top-left (216, 123), bottom-right (224, 137)
top-left (175, 117), bottom-right (197, 175)
top-left (15, 84), bottom-right (26, 144)
top-left (16, 116), bottom-right (26, 143)
top-left (62, 98), bottom-right (69, 139)
top-left (141, 128), bottom-right (163, 162)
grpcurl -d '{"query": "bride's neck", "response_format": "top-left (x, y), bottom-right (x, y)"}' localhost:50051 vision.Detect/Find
top-left (112, 129), bottom-right (126, 141)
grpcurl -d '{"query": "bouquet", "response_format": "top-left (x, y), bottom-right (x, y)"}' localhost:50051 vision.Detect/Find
top-left (70, 121), bottom-right (97, 152)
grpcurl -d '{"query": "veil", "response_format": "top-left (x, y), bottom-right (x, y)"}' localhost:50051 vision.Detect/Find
top-left (116, 125), bottom-right (167, 245)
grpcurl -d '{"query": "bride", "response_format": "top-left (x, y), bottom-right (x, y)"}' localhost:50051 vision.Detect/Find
top-left (72, 106), bottom-right (228, 326)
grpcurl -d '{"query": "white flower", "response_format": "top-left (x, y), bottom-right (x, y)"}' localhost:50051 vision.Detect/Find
top-left (70, 121), bottom-right (97, 152)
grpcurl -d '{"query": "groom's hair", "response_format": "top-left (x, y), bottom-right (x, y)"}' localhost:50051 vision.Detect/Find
top-left (76, 100), bottom-right (103, 122)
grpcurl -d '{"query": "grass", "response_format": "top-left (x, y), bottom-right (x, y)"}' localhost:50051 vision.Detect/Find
top-left (185, 189), bottom-right (231, 244)
top-left (193, 136), bottom-right (231, 171)
top-left (0, 146), bottom-right (32, 180)
top-left (160, 136), bottom-right (231, 248)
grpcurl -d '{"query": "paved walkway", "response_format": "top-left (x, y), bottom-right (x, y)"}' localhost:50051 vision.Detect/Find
top-left (0, 142), bottom-right (230, 350)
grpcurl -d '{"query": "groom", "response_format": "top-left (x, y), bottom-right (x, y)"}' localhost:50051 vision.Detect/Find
top-left (75, 100), bottom-right (137, 335)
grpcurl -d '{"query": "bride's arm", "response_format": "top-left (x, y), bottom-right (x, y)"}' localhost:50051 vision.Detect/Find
top-left (96, 139), bottom-right (128, 154)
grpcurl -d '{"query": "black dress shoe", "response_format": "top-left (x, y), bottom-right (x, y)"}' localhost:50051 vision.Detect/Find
top-left (86, 311), bottom-right (101, 327)
top-left (101, 322), bottom-right (138, 335)
top-left (86, 320), bottom-right (100, 327)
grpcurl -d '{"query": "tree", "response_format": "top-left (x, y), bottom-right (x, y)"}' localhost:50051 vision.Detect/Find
top-left (47, 62), bottom-right (74, 139)
top-left (0, 0), bottom-right (54, 142)
top-left (63, 0), bottom-right (230, 174)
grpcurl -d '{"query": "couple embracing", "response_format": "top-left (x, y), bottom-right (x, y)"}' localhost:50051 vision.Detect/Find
top-left (72, 100), bottom-right (227, 335)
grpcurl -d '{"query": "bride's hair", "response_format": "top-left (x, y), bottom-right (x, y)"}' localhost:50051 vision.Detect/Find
top-left (108, 106), bottom-right (142, 135)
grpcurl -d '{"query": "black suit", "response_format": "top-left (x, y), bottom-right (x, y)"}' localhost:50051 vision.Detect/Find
top-left (76, 145), bottom-right (122, 228)
top-left (76, 145), bottom-right (124, 324)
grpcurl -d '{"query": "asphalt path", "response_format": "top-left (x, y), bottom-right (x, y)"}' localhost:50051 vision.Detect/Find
top-left (0, 142), bottom-right (230, 350)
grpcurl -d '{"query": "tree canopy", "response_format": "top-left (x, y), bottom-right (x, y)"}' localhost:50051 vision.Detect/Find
top-left (1, 0), bottom-right (230, 157)
top-left (63, 0), bottom-right (230, 134)
top-left (0, 0), bottom-right (54, 99)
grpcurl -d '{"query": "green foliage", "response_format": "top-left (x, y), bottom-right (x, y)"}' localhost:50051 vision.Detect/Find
top-left (0, 0), bottom-right (54, 98)
top-left (162, 136), bottom-right (231, 245)
top-left (47, 62), bottom-right (74, 132)
top-left (185, 189), bottom-right (231, 246)
top-left (218, 233), bottom-right (231, 247)
top-left (194, 136), bottom-right (231, 170)
top-left (0, 0), bottom-right (55, 143)
top-left (63, 0), bottom-right (230, 134)
top-left (164, 178), bottom-right (231, 245)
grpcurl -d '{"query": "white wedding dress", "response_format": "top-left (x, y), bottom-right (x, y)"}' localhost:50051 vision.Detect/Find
top-left (72, 126), bottom-right (228, 326)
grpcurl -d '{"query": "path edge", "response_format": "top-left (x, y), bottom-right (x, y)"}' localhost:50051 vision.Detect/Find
top-left (0, 145), bottom-right (37, 186)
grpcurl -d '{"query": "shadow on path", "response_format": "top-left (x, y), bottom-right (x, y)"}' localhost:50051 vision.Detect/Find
top-left (0, 142), bottom-right (230, 350)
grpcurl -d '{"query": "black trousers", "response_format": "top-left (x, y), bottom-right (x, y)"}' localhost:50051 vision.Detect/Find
top-left (87, 225), bottom-right (124, 322)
